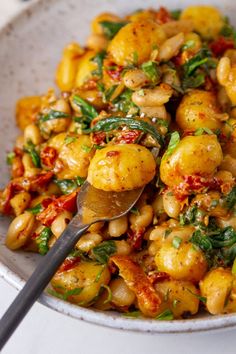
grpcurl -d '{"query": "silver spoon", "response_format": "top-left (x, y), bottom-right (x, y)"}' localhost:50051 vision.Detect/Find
top-left (0, 181), bottom-right (143, 350)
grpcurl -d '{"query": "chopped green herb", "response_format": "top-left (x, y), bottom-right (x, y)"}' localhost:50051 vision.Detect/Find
top-left (24, 140), bottom-right (41, 168)
top-left (162, 131), bottom-right (180, 159)
top-left (187, 288), bottom-right (207, 303)
top-left (95, 267), bottom-right (105, 283)
top-left (92, 240), bottom-right (117, 264)
top-left (181, 39), bottom-right (195, 51)
top-left (55, 179), bottom-right (78, 194)
top-left (155, 309), bottom-right (174, 321)
top-left (232, 258), bottom-right (236, 275)
top-left (83, 117), bottom-right (164, 146)
top-left (133, 51), bottom-right (139, 65)
top-left (130, 207), bottom-right (140, 215)
top-left (172, 236), bottom-right (182, 249)
top-left (170, 9), bottom-right (181, 20)
top-left (100, 21), bottom-right (127, 40)
top-left (27, 203), bottom-right (43, 215)
top-left (37, 227), bottom-right (52, 255)
top-left (49, 287), bottom-right (83, 301)
top-left (141, 61), bottom-right (160, 83)
top-left (55, 176), bottom-right (85, 194)
top-left (73, 95), bottom-right (98, 121)
top-left (91, 50), bottom-right (106, 78)
top-left (123, 310), bottom-right (141, 318)
top-left (76, 176), bottom-right (86, 186)
top-left (6, 152), bottom-right (15, 165)
top-left (113, 88), bottom-right (138, 114)
top-left (39, 110), bottom-right (70, 122)
top-left (81, 144), bottom-right (92, 153)
top-left (101, 284), bottom-right (113, 304)
top-left (64, 136), bottom-right (77, 145)
top-left (194, 127), bottom-right (214, 136)
top-left (179, 205), bottom-right (205, 226)
top-left (173, 299), bottom-right (180, 308)
top-left (211, 199), bottom-right (219, 208)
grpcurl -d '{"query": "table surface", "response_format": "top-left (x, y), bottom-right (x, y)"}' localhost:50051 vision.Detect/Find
top-left (0, 1), bottom-right (236, 353)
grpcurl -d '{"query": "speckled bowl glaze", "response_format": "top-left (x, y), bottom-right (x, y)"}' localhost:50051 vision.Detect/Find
top-left (1, 0), bottom-right (236, 333)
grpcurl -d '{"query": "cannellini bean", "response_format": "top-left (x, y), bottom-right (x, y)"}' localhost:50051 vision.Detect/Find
top-left (129, 205), bottom-right (153, 229)
top-left (23, 124), bottom-right (43, 145)
top-left (140, 105), bottom-right (168, 120)
top-left (132, 84), bottom-right (173, 107)
top-left (158, 33), bottom-right (184, 62)
top-left (5, 211), bottom-right (35, 250)
top-left (162, 19), bottom-right (194, 37)
top-left (151, 194), bottom-right (164, 216)
top-left (76, 232), bottom-right (102, 252)
top-left (163, 191), bottom-right (181, 219)
top-left (108, 215), bottom-right (128, 237)
top-left (114, 240), bottom-right (132, 256)
top-left (110, 277), bottom-right (136, 307)
top-left (219, 155), bottom-right (236, 178)
top-left (123, 69), bottom-right (149, 90)
top-left (217, 57), bottom-right (231, 86)
top-left (51, 211), bottom-right (73, 238)
top-left (217, 57), bottom-right (236, 105)
top-left (10, 192), bottom-right (31, 216)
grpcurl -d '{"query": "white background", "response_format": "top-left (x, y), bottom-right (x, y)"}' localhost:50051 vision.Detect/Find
top-left (0, 1), bottom-right (236, 353)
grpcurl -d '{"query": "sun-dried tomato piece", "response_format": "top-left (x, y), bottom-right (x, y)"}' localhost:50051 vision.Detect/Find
top-left (109, 255), bottom-right (162, 317)
top-left (128, 228), bottom-right (145, 250)
top-left (40, 146), bottom-right (58, 169)
top-left (156, 7), bottom-right (172, 24)
top-left (37, 191), bottom-right (77, 226)
top-left (210, 37), bottom-right (234, 57)
top-left (115, 130), bottom-right (142, 144)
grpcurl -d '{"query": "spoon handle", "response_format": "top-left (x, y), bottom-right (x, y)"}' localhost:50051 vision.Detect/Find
top-left (0, 217), bottom-right (90, 350)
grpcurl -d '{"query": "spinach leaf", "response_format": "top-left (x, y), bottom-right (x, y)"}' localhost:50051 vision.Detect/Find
top-left (92, 240), bottom-right (117, 264)
top-left (182, 48), bottom-right (212, 76)
top-left (190, 230), bottom-right (213, 252)
top-left (220, 23), bottom-right (236, 46)
top-left (179, 205), bottom-right (205, 226)
top-left (73, 95), bottom-right (98, 121)
top-left (91, 50), bottom-right (106, 78)
top-left (225, 186), bottom-right (236, 210)
top-left (83, 117), bottom-right (164, 146)
top-left (100, 21), bottom-right (127, 39)
top-left (209, 227), bottom-right (236, 248)
top-left (39, 110), bottom-right (70, 122)
top-left (24, 140), bottom-right (41, 168)
top-left (162, 131), bottom-right (180, 159)
top-left (37, 227), bottom-right (52, 255)
top-left (182, 73), bottom-right (205, 90)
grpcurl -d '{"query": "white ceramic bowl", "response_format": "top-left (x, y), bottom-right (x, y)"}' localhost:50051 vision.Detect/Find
top-left (1, 0), bottom-right (236, 333)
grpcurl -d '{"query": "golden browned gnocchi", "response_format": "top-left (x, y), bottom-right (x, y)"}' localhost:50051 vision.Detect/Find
top-left (87, 144), bottom-right (156, 191)
top-left (3, 4), bottom-right (236, 322)
top-left (160, 135), bottom-right (223, 186)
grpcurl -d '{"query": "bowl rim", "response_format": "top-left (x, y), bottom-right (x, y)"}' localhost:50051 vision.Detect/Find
top-left (1, 0), bottom-right (236, 334)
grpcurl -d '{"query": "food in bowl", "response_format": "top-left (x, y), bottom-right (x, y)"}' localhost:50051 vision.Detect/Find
top-left (1, 4), bottom-right (236, 320)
